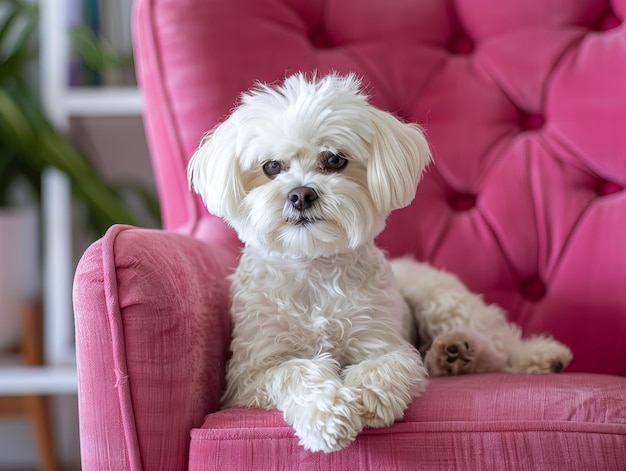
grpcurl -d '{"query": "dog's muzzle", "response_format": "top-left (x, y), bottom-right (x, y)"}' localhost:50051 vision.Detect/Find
top-left (288, 186), bottom-right (318, 211)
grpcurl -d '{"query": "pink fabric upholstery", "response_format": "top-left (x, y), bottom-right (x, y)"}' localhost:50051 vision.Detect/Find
top-left (74, 226), bottom-right (236, 470)
top-left (191, 374), bottom-right (626, 470)
top-left (72, 0), bottom-right (626, 469)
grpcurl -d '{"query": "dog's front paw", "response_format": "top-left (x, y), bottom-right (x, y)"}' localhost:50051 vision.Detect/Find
top-left (358, 387), bottom-right (404, 428)
top-left (289, 385), bottom-right (363, 453)
top-left (344, 350), bottom-right (427, 428)
top-left (425, 329), bottom-right (506, 376)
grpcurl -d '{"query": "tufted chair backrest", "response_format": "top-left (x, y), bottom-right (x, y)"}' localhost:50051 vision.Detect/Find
top-left (134, 0), bottom-right (626, 375)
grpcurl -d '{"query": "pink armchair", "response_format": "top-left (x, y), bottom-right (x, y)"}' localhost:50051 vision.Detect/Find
top-left (73, 0), bottom-right (626, 469)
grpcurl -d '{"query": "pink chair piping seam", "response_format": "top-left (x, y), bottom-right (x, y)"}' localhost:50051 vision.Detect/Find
top-left (101, 224), bottom-right (145, 471)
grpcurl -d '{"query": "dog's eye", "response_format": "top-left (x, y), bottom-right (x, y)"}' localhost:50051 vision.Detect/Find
top-left (322, 153), bottom-right (348, 172)
top-left (263, 160), bottom-right (283, 178)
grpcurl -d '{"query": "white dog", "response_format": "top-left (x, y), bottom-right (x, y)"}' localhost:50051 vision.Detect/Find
top-left (188, 73), bottom-right (430, 452)
top-left (188, 73), bottom-right (572, 453)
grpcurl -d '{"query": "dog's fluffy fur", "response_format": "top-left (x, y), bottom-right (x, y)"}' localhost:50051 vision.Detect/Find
top-left (189, 73), bottom-right (429, 452)
top-left (392, 260), bottom-right (572, 376)
top-left (188, 73), bottom-right (572, 453)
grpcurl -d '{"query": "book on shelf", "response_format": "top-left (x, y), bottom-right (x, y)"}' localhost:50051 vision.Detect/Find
top-left (68, 0), bottom-right (136, 87)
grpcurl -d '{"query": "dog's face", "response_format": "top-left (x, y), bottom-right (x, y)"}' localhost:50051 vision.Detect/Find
top-left (188, 74), bottom-right (431, 258)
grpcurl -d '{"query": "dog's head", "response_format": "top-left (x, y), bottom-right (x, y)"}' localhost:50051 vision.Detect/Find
top-left (188, 73), bottom-right (431, 257)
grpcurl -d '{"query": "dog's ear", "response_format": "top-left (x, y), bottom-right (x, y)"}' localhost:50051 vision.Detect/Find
top-left (367, 107), bottom-right (432, 212)
top-left (188, 117), bottom-right (245, 219)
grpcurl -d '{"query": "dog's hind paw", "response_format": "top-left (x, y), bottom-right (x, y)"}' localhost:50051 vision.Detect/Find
top-left (425, 329), bottom-right (507, 376)
top-left (425, 333), bottom-right (474, 376)
top-left (512, 337), bottom-right (573, 374)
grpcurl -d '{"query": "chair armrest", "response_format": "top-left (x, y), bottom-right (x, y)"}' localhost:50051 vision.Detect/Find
top-left (73, 225), bottom-right (236, 471)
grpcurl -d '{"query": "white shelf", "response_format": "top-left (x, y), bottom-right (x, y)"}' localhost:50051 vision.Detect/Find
top-left (34, 0), bottom-right (143, 398)
top-left (0, 366), bottom-right (77, 395)
top-left (66, 87), bottom-right (143, 116)
top-left (42, 169), bottom-right (75, 368)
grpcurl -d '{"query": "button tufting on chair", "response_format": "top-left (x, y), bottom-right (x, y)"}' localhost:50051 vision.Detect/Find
top-left (519, 113), bottom-right (545, 131)
top-left (598, 14), bottom-right (622, 30)
top-left (447, 192), bottom-right (477, 212)
top-left (520, 276), bottom-right (548, 302)
top-left (450, 35), bottom-right (475, 55)
top-left (309, 28), bottom-right (334, 49)
top-left (596, 179), bottom-right (624, 196)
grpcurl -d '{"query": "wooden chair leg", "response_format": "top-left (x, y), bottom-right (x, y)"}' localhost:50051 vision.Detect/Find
top-left (22, 395), bottom-right (58, 471)
top-left (20, 302), bottom-right (59, 471)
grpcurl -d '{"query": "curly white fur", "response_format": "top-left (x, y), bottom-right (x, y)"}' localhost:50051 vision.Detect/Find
top-left (189, 73), bottom-right (430, 452)
top-left (391, 259), bottom-right (573, 376)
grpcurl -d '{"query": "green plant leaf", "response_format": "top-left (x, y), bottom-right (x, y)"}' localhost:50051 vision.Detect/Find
top-left (0, 88), bottom-right (39, 155)
top-left (0, 0), bottom-right (159, 233)
top-left (70, 24), bottom-right (119, 71)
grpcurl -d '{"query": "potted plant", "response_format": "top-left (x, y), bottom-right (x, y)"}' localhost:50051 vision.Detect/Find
top-left (0, 0), bottom-right (157, 350)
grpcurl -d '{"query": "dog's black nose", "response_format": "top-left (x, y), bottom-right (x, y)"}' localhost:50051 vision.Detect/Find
top-left (288, 186), bottom-right (318, 211)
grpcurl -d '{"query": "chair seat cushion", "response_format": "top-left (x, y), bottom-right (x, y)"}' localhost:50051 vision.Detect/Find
top-left (189, 373), bottom-right (626, 470)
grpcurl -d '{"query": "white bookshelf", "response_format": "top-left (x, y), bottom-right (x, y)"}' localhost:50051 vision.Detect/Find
top-left (66, 87), bottom-right (143, 116)
top-left (0, 366), bottom-right (79, 395)
top-left (0, 0), bottom-right (142, 395)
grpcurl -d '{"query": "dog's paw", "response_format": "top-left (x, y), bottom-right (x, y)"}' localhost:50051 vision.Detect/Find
top-left (343, 351), bottom-right (427, 428)
top-left (358, 386), bottom-right (409, 429)
top-left (425, 333), bottom-right (474, 376)
top-left (513, 337), bottom-right (573, 374)
top-left (290, 385), bottom-right (363, 453)
top-left (425, 329), bottom-right (507, 376)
